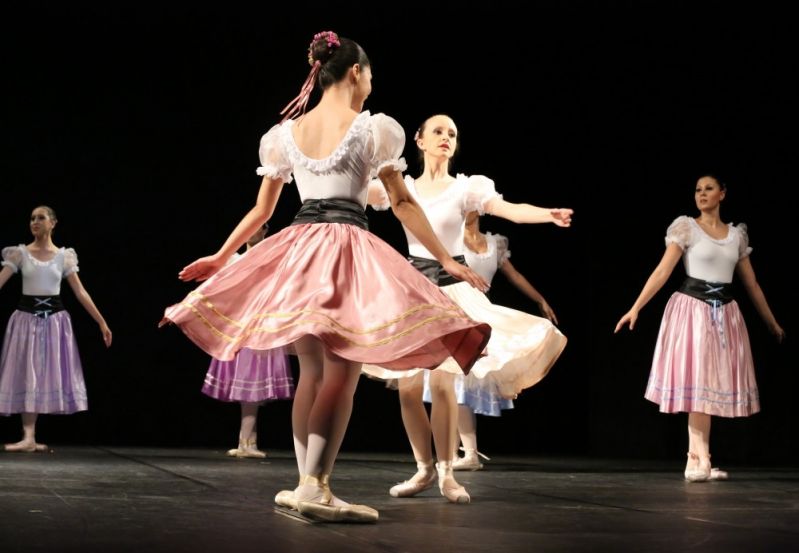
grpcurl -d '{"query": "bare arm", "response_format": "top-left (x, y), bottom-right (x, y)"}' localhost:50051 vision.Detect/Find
top-left (66, 272), bottom-right (112, 347)
top-left (499, 260), bottom-right (558, 324)
top-left (379, 169), bottom-right (488, 291)
top-left (0, 266), bottom-right (14, 290)
top-left (486, 198), bottom-right (573, 227)
top-left (614, 243), bottom-right (684, 332)
top-left (735, 256), bottom-right (785, 342)
top-left (179, 176), bottom-right (285, 282)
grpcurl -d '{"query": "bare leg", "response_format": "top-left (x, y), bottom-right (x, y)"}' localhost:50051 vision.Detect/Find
top-left (291, 336), bottom-right (324, 476)
top-left (457, 405), bottom-right (478, 453)
top-left (295, 338), bottom-right (362, 507)
top-left (452, 405), bottom-right (485, 471)
top-left (428, 370), bottom-right (458, 463)
top-left (397, 372), bottom-right (433, 462)
top-left (225, 402), bottom-right (266, 458)
top-left (389, 373), bottom-right (436, 497)
top-left (4, 413), bottom-right (47, 452)
top-left (684, 412), bottom-right (712, 481)
top-left (429, 370), bottom-right (469, 503)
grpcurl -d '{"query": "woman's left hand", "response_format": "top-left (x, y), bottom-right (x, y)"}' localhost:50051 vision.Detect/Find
top-left (539, 301), bottom-right (558, 325)
top-left (551, 208), bottom-right (573, 227)
top-left (100, 324), bottom-right (112, 347)
top-left (179, 254), bottom-right (225, 282)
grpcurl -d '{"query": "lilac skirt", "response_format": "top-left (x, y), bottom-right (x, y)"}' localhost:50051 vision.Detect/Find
top-left (202, 347), bottom-right (294, 403)
top-left (645, 292), bottom-right (759, 417)
top-left (0, 310), bottom-right (88, 415)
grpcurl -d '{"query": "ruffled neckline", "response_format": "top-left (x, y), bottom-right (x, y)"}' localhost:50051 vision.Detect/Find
top-left (688, 217), bottom-right (735, 245)
top-left (280, 111), bottom-right (372, 173)
top-left (406, 173), bottom-right (469, 203)
top-left (465, 232), bottom-right (497, 259)
top-left (21, 244), bottom-right (63, 266)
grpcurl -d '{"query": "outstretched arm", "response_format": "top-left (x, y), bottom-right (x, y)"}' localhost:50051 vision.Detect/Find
top-left (499, 260), bottom-right (558, 324)
top-left (66, 272), bottom-right (112, 347)
top-left (379, 169), bottom-right (488, 292)
top-left (485, 198), bottom-right (573, 227)
top-left (735, 256), bottom-right (785, 342)
top-left (0, 266), bottom-right (14, 290)
top-left (179, 176), bottom-right (285, 282)
top-left (614, 243), bottom-right (683, 332)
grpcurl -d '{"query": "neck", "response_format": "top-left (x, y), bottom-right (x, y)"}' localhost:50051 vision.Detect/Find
top-left (697, 209), bottom-right (722, 226)
top-left (421, 156), bottom-right (450, 181)
top-left (317, 83), bottom-right (359, 113)
top-left (464, 229), bottom-right (485, 252)
top-left (32, 235), bottom-right (56, 249)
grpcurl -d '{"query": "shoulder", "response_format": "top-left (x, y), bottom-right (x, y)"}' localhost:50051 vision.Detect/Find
top-left (367, 112), bottom-right (404, 138)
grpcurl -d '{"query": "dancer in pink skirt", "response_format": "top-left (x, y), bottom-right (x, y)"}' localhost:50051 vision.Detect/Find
top-left (615, 175), bottom-right (784, 482)
top-left (202, 224), bottom-right (295, 459)
top-left (0, 206), bottom-right (112, 452)
top-left (161, 32), bottom-right (490, 522)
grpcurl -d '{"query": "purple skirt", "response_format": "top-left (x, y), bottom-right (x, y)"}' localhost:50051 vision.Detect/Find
top-left (645, 292), bottom-right (759, 417)
top-left (0, 310), bottom-right (88, 415)
top-left (202, 347), bottom-right (294, 403)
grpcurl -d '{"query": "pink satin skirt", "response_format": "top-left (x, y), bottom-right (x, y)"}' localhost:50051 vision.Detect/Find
top-left (645, 292), bottom-right (759, 417)
top-left (162, 223), bottom-right (490, 372)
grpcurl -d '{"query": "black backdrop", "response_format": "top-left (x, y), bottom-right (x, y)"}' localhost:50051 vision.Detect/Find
top-left (1, 2), bottom-right (796, 464)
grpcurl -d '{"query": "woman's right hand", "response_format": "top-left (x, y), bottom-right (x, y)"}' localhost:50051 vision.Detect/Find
top-left (179, 254), bottom-right (225, 282)
top-left (614, 309), bottom-right (638, 332)
top-left (443, 259), bottom-right (489, 293)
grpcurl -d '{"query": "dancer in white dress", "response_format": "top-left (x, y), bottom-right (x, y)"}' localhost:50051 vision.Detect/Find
top-left (422, 212), bottom-right (559, 471)
top-left (364, 114), bottom-right (571, 502)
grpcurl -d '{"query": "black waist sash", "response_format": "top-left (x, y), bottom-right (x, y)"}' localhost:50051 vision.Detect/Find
top-left (678, 276), bottom-right (734, 305)
top-left (291, 198), bottom-right (369, 230)
top-left (18, 295), bottom-right (65, 318)
top-left (408, 255), bottom-right (467, 287)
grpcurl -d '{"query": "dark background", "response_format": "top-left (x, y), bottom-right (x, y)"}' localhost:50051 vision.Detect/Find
top-left (1, 2), bottom-right (795, 464)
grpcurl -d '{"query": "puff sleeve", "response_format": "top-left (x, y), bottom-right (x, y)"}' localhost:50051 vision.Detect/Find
top-left (256, 124), bottom-right (293, 183)
top-left (462, 175), bottom-right (502, 215)
top-left (367, 179), bottom-right (392, 211)
top-left (494, 234), bottom-right (511, 268)
top-left (736, 223), bottom-right (752, 259)
top-left (62, 248), bottom-right (79, 277)
top-left (369, 113), bottom-right (407, 177)
top-left (1, 246), bottom-right (23, 273)
top-left (664, 216), bottom-right (695, 250)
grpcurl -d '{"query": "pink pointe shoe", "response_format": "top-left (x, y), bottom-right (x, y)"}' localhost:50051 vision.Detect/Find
top-left (436, 461), bottom-right (470, 504)
top-left (389, 460), bottom-right (437, 498)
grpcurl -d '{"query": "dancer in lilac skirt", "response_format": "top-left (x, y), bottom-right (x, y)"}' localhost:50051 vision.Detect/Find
top-left (615, 175), bottom-right (784, 482)
top-left (202, 224), bottom-right (295, 458)
top-left (0, 206), bottom-right (112, 452)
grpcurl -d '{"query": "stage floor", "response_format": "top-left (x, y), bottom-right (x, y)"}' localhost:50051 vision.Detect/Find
top-left (1, 447), bottom-right (797, 552)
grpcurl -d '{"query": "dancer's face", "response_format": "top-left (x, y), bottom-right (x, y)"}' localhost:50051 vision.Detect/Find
top-left (695, 176), bottom-right (725, 211)
top-left (416, 115), bottom-right (458, 160)
top-left (29, 208), bottom-right (56, 238)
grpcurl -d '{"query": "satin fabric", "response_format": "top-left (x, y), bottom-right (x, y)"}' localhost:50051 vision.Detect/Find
top-left (0, 310), bottom-right (87, 415)
top-left (362, 282), bottom-right (567, 398)
top-left (203, 348), bottom-right (294, 403)
top-left (645, 292), bottom-right (759, 417)
top-left (162, 223), bottom-right (490, 372)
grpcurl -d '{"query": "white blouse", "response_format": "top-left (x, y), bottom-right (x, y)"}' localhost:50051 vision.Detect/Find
top-left (464, 232), bottom-right (510, 285)
top-left (368, 174), bottom-right (500, 259)
top-left (1, 245), bottom-right (79, 296)
top-left (256, 111), bottom-right (407, 208)
top-left (665, 216), bottom-right (751, 283)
